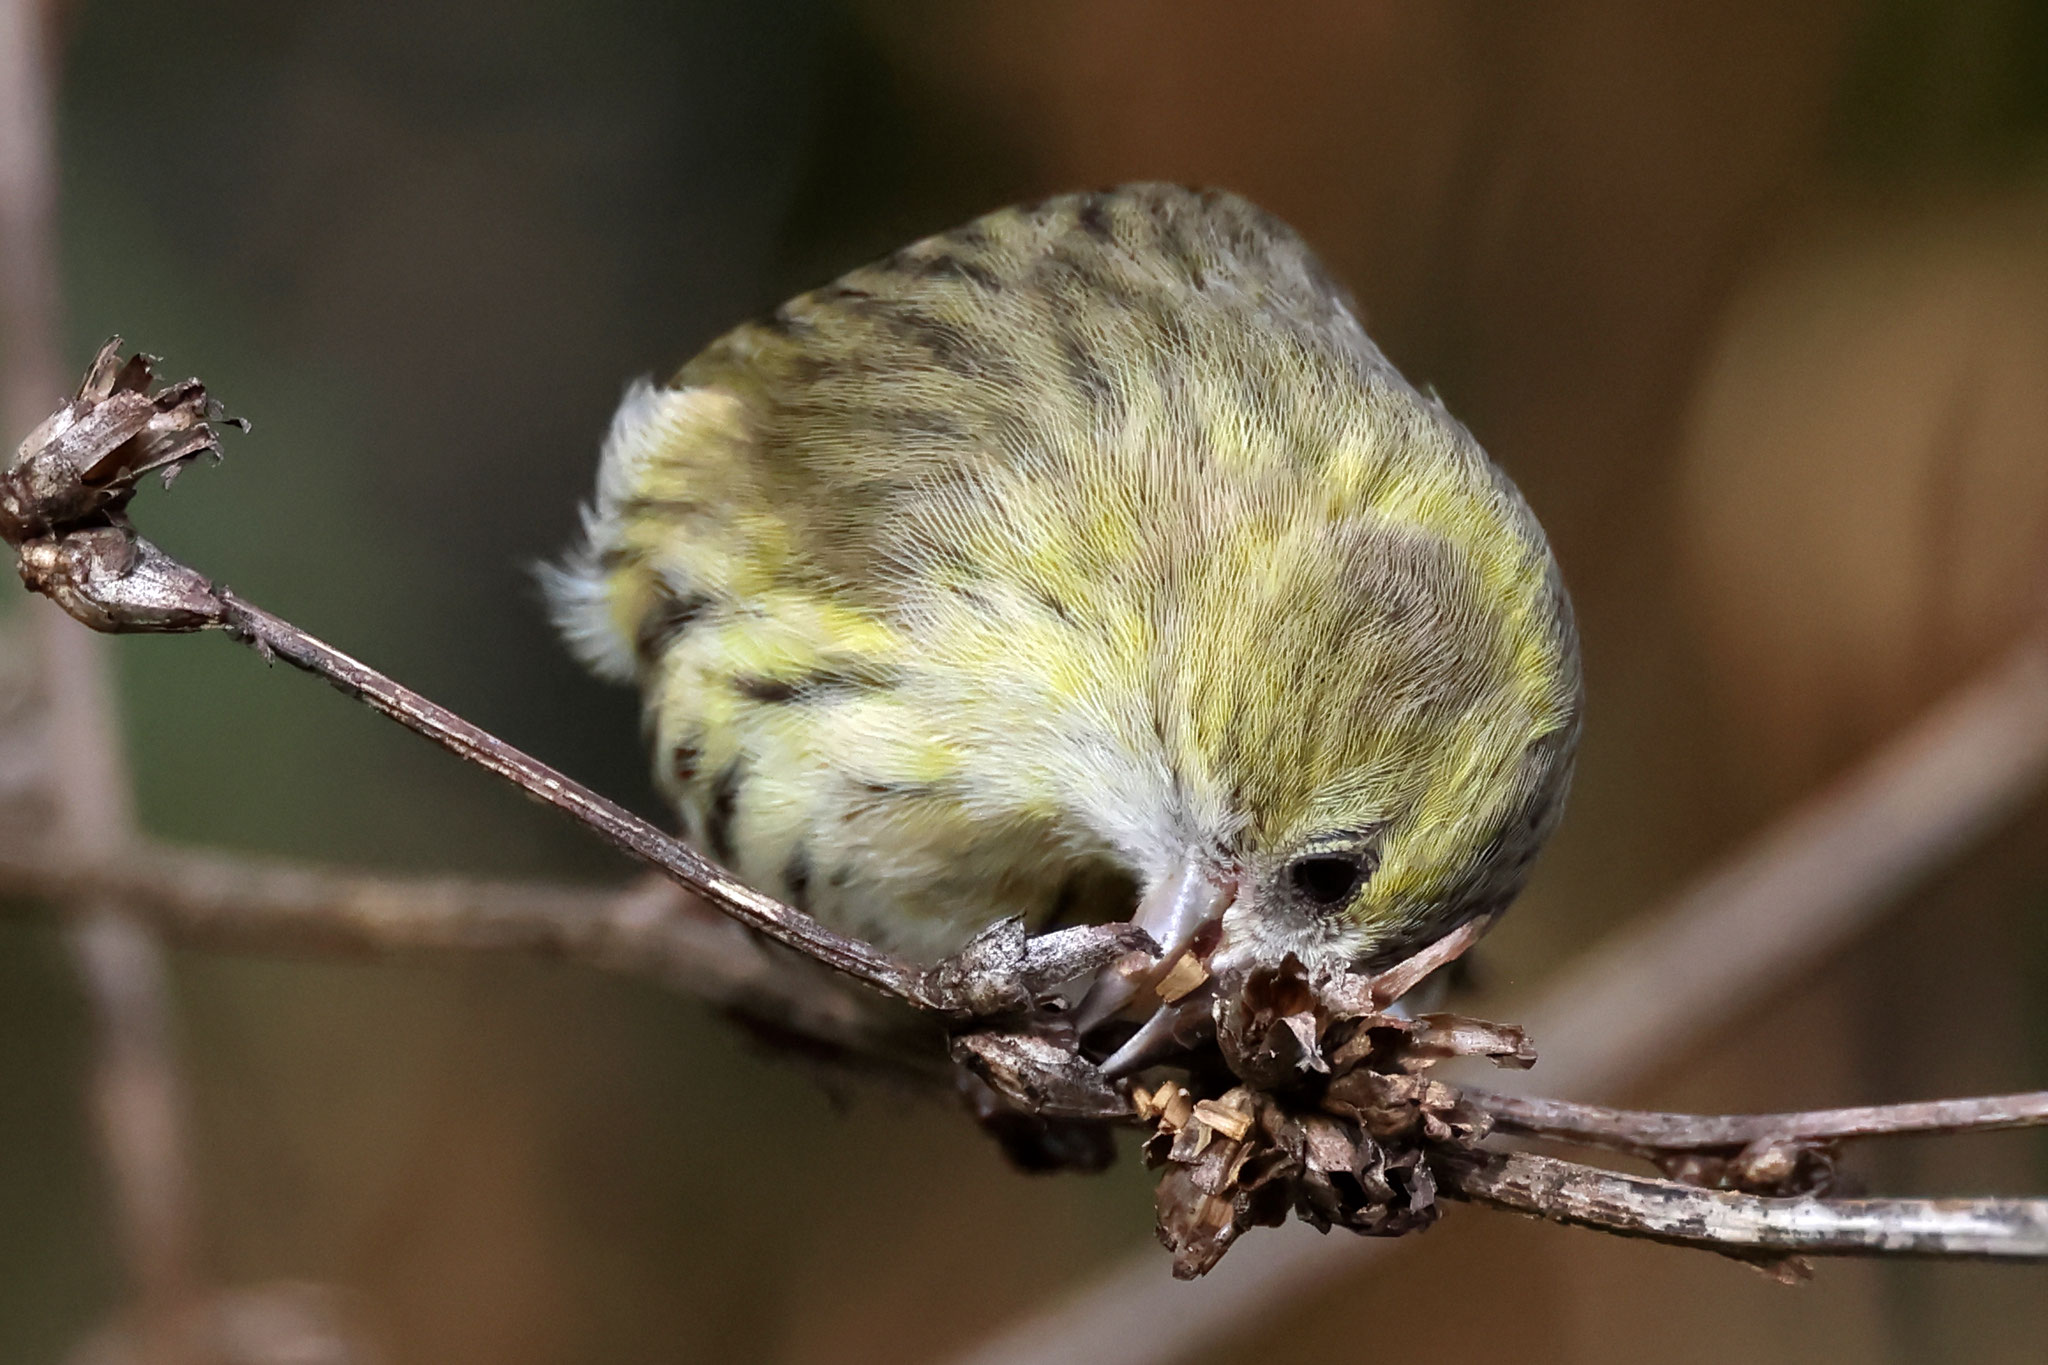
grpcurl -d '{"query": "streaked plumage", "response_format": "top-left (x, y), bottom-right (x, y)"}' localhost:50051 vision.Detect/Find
top-left (548, 184), bottom-right (1580, 1002)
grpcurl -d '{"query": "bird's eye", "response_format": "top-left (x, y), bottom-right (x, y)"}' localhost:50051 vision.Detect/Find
top-left (1287, 853), bottom-right (1372, 909)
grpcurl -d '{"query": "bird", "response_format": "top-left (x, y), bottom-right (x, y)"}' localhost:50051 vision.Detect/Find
top-left (546, 183), bottom-right (1580, 1069)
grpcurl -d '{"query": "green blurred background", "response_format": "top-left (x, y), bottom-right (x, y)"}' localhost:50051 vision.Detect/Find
top-left (4, 1), bottom-right (2048, 1360)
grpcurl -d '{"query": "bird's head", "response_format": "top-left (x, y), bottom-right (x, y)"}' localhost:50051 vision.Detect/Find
top-left (1069, 428), bottom-right (1582, 1069)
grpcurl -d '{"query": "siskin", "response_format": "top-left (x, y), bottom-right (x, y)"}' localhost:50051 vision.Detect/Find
top-left (548, 184), bottom-right (1580, 1069)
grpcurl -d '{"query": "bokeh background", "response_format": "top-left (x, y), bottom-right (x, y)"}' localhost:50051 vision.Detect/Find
top-left (4, 1), bottom-right (2048, 1361)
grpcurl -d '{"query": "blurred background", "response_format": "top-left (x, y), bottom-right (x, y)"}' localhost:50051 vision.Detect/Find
top-left (3, 1), bottom-right (2047, 1361)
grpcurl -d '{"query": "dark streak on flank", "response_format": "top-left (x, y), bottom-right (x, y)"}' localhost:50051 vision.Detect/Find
top-left (985, 413), bottom-right (1042, 469)
top-left (618, 494), bottom-right (705, 520)
top-left (734, 666), bottom-right (895, 704)
top-left (1055, 326), bottom-right (1116, 415)
top-left (1153, 197), bottom-right (1197, 268)
top-left (636, 590), bottom-right (713, 662)
top-left (671, 741), bottom-right (701, 785)
top-left (1234, 362), bottom-right (1279, 442)
top-left (705, 759), bottom-right (743, 865)
top-left (1030, 585), bottom-right (1074, 624)
top-left (893, 309), bottom-right (1005, 378)
top-left (1150, 305), bottom-right (1198, 358)
top-left (783, 846), bottom-right (811, 913)
top-left (857, 778), bottom-right (930, 798)
top-left (947, 582), bottom-right (998, 615)
top-left (1039, 244), bottom-right (1142, 313)
top-left (734, 676), bottom-right (798, 703)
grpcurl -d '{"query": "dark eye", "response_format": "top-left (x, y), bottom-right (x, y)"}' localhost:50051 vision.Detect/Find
top-left (1287, 853), bottom-right (1372, 909)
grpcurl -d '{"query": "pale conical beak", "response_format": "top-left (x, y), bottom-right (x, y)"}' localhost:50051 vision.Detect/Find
top-left (1074, 856), bottom-right (1236, 1037)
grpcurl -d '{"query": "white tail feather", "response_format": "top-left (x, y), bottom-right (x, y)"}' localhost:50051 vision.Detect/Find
top-left (539, 378), bottom-right (694, 683)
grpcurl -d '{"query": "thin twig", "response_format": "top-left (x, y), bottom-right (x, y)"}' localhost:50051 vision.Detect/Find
top-left (949, 639), bottom-right (2048, 1365)
top-left (0, 2), bottom-right (203, 1359)
top-left (1446, 1150), bottom-right (2048, 1261)
top-left (0, 839), bottom-right (935, 1076)
top-left (1472, 1088), bottom-right (2048, 1156)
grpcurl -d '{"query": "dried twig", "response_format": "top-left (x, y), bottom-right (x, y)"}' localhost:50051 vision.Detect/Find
top-left (1446, 1150), bottom-right (2048, 1263)
top-left (1466, 1087), bottom-right (2048, 1204)
top-left (1473, 1088), bottom-right (2048, 1156)
top-left (0, 839), bottom-right (932, 1077)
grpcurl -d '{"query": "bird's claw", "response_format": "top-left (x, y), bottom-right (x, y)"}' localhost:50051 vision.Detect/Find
top-left (920, 918), bottom-right (1159, 1018)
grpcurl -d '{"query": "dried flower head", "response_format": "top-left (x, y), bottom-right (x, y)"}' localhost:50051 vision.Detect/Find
top-left (3, 339), bottom-right (239, 632)
top-left (1143, 954), bottom-right (1534, 1277)
top-left (2, 337), bottom-right (237, 543)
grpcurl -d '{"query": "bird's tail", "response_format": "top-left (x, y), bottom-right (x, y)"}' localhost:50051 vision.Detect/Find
top-left (540, 378), bottom-right (753, 684)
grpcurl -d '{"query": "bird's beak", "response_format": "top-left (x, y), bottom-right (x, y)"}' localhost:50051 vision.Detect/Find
top-left (1075, 856), bottom-right (1236, 1041)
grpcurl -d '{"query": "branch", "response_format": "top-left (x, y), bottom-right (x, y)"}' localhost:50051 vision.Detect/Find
top-left (1472, 1088), bottom-right (2048, 1157)
top-left (1446, 1150), bottom-right (2048, 1264)
top-left (0, 838), bottom-right (937, 1078)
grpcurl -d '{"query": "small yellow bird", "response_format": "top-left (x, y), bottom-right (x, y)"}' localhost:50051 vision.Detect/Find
top-left (548, 184), bottom-right (1579, 1066)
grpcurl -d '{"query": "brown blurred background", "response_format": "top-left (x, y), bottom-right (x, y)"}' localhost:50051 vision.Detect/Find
top-left (4, 1), bottom-right (2047, 1361)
